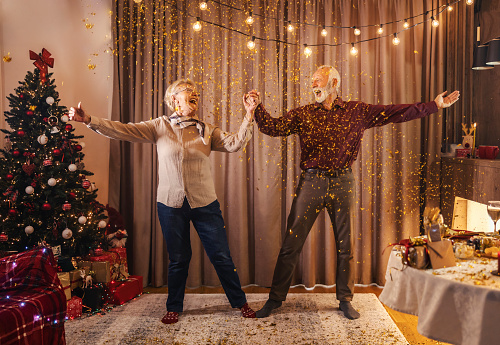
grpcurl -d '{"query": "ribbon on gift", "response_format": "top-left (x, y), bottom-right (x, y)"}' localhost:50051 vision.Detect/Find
top-left (29, 48), bottom-right (54, 83)
top-left (383, 238), bottom-right (428, 265)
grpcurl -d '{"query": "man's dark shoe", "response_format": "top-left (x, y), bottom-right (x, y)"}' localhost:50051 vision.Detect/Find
top-left (255, 299), bottom-right (282, 318)
top-left (339, 301), bottom-right (360, 319)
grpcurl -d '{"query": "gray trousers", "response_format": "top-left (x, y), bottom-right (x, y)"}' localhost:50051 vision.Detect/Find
top-left (269, 169), bottom-right (355, 302)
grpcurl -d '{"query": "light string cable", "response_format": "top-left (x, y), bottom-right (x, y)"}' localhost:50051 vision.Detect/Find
top-left (188, 0), bottom-right (463, 49)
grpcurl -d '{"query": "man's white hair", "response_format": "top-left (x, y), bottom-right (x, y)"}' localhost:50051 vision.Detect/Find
top-left (164, 78), bottom-right (195, 111)
top-left (317, 65), bottom-right (340, 93)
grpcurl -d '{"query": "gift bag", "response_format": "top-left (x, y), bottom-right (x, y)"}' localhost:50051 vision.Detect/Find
top-left (427, 240), bottom-right (456, 269)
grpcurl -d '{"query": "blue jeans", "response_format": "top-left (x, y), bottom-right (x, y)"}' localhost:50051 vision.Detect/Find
top-left (157, 198), bottom-right (247, 312)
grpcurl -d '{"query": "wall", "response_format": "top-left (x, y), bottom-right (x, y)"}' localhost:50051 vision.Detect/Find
top-left (0, 0), bottom-right (113, 205)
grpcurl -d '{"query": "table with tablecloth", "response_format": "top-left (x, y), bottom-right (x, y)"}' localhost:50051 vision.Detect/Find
top-left (379, 249), bottom-right (500, 345)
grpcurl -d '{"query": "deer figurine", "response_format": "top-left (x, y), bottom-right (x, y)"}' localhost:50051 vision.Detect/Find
top-left (461, 123), bottom-right (476, 151)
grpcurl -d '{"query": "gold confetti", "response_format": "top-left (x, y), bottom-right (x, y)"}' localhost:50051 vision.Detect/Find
top-left (88, 64), bottom-right (96, 70)
top-left (3, 53), bottom-right (12, 62)
top-left (85, 23), bottom-right (94, 29)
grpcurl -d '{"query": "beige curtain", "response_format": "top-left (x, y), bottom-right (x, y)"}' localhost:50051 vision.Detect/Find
top-left (110, 0), bottom-right (470, 288)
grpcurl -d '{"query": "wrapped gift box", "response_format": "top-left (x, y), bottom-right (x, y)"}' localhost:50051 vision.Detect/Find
top-left (78, 260), bottom-right (111, 283)
top-left (69, 269), bottom-right (85, 290)
top-left (57, 272), bottom-right (71, 300)
top-left (107, 275), bottom-right (143, 305)
top-left (82, 284), bottom-right (105, 311)
top-left (67, 296), bottom-right (82, 319)
top-left (108, 247), bottom-right (128, 272)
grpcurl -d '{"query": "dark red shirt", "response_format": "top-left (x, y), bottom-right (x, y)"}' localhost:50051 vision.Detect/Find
top-left (254, 97), bottom-right (438, 171)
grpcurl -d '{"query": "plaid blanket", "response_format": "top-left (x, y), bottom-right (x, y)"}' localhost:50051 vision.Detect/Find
top-left (0, 247), bottom-right (66, 345)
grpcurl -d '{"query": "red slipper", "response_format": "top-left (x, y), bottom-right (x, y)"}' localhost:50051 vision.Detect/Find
top-left (161, 311), bottom-right (179, 324)
top-left (240, 302), bottom-right (256, 318)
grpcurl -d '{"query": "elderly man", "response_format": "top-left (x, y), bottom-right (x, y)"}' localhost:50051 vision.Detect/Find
top-left (247, 65), bottom-right (459, 319)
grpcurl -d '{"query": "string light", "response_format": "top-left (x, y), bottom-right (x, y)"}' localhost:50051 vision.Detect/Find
top-left (431, 17), bottom-right (440, 27)
top-left (304, 44), bottom-right (312, 57)
top-left (321, 27), bottom-right (328, 37)
top-left (247, 36), bottom-right (256, 50)
top-left (245, 12), bottom-right (254, 25)
top-left (392, 33), bottom-right (400, 45)
top-left (199, 2), bottom-right (208, 11)
top-left (466, 0), bottom-right (473, 5)
top-left (447, 5), bottom-right (453, 11)
top-left (350, 43), bottom-right (358, 56)
top-left (353, 26), bottom-right (361, 36)
top-left (193, 17), bottom-right (202, 32)
top-left (287, 21), bottom-right (294, 32)
top-left (377, 25), bottom-right (384, 34)
top-left (403, 20), bottom-right (410, 29)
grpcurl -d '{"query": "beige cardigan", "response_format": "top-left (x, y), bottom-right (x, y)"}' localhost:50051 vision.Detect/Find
top-left (88, 115), bottom-right (254, 208)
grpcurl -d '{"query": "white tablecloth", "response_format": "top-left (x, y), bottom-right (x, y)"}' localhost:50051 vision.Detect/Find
top-left (379, 250), bottom-right (500, 345)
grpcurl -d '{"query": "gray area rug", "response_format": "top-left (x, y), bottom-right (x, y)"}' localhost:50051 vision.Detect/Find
top-left (65, 293), bottom-right (408, 344)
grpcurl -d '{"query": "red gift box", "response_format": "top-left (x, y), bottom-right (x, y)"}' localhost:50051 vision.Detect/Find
top-left (67, 296), bottom-right (82, 319)
top-left (107, 275), bottom-right (143, 305)
top-left (108, 247), bottom-right (128, 273)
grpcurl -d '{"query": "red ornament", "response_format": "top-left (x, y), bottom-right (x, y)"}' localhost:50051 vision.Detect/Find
top-left (6, 173), bottom-right (14, 181)
top-left (26, 110), bottom-right (34, 116)
top-left (43, 159), bottom-right (53, 166)
top-left (82, 180), bottom-right (91, 189)
top-left (12, 150), bottom-right (21, 157)
top-left (68, 192), bottom-right (77, 199)
top-left (19, 94), bottom-right (24, 99)
top-left (62, 202), bottom-right (72, 211)
top-left (0, 233), bottom-right (8, 242)
top-left (74, 144), bottom-right (83, 152)
top-left (43, 117), bottom-right (48, 123)
top-left (16, 130), bottom-right (25, 137)
top-left (53, 148), bottom-right (62, 156)
top-left (8, 209), bottom-right (17, 217)
top-left (41, 202), bottom-right (52, 211)
top-left (65, 124), bottom-right (73, 131)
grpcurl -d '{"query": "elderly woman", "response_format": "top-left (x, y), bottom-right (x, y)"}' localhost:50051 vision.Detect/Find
top-left (69, 79), bottom-right (258, 324)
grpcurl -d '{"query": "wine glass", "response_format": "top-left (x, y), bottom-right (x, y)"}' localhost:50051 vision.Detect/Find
top-left (487, 201), bottom-right (500, 234)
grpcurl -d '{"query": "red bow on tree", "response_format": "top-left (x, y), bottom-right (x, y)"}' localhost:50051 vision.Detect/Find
top-left (29, 48), bottom-right (54, 83)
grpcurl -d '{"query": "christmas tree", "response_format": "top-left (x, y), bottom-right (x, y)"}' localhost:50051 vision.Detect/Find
top-left (0, 48), bottom-right (107, 257)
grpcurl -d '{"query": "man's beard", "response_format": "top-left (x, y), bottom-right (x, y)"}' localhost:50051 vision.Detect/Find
top-left (313, 86), bottom-right (332, 103)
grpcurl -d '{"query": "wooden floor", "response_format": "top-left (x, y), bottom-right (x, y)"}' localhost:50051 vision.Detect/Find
top-left (144, 285), bottom-right (449, 345)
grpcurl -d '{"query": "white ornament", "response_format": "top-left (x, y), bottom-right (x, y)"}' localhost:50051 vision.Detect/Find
top-left (98, 220), bottom-right (107, 228)
top-left (46, 97), bottom-right (55, 105)
top-left (61, 115), bottom-right (69, 123)
top-left (62, 228), bottom-right (73, 239)
top-left (47, 178), bottom-right (57, 186)
top-left (37, 134), bottom-right (48, 145)
top-left (78, 216), bottom-right (87, 224)
top-left (68, 164), bottom-right (77, 172)
top-left (50, 127), bottom-right (60, 134)
top-left (25, 186), bottom-right (34, 194)
top-left (25, 226), bottom-right (34, 235)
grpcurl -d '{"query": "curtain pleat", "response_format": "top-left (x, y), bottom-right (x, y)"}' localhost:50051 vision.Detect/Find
top-left (110, 0), bottom-right (471, 288)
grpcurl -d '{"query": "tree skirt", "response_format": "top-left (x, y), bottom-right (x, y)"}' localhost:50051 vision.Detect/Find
top-left (65, 293), bottom-right (408, 344)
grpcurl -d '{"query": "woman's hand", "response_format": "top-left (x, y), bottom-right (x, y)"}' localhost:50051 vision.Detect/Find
top-left (69, 102), bottom-right (91, 124)
top-left (434, 90), bottom-right (460, 109)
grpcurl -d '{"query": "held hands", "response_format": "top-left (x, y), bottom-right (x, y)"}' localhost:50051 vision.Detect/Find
top-left (434, 90), bottom-right (460, 109)
top-left (68, 102), bottom-right (91, 124)
top-left (243, 89), bottom-right (261, 120)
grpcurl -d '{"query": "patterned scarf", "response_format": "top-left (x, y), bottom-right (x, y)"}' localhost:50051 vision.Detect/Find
top-left (169, 113), bottom-right (208, 145)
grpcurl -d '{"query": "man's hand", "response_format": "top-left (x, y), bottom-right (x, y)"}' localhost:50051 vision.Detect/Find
top-left (434, 90), bottom-right (460, 109)
top-left (68, 102), bottom-right (91, 124)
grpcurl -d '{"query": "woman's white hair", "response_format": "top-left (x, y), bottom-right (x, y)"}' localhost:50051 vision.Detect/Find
top-left (317, 65), bottom-right (341, 92)
top-left (164, 78), bottom-right (195, 111)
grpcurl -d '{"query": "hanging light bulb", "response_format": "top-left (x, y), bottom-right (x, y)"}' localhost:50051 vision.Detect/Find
top-left (193, 17), bottom-right (202, 32)
top-left (245, 12), bottom-right (254, 25)
top-left (287, 21), bottom-right (294, 32)
top-left (199, 1), bottom-right (208, 10)
top-left (377, 25), bottom-right (384, 35)
top-left (304, 44), bottom-right (312, 57)
top-left (447, 5), bottom-right (453, 11)
top-left (321, 27), bottom-right (328, 37)
top-left (432, 17), bottom-right (439, 28)
top-left (350, 43), bottom-right (358, 56)
top-left (392, 33), bottom-right (400, 45)
top-left (466, 0), bottom-right (474, 5)
top-left (247, 36), bottom-right (256, 50)
top-left (403, 20), bottom-right (410, 29)
top-left (353, 26), bottom-right (361, 36)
